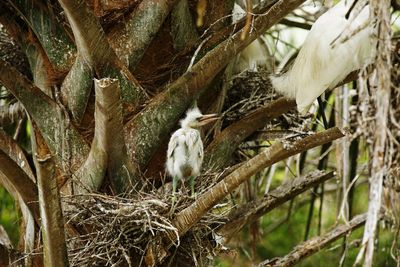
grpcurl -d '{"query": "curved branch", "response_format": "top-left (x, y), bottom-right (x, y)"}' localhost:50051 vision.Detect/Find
top-left (0, 59), bottom-right (89, 171)
top-left (58, 0), bottom-right (145, 108)
top-left (256, 214), bottom-right (367, 267)
top-left (204, 97), bottom-right (296, 170)
top-left (75, 78), bottom-right (140, 193)
top-left (217, 171), bottom-right (335, 239)
top-left (125, 0), bottom-right (306, 170)
top-left (7, 0), bottom-right (76, 73)
top-left (109, 0), bottom-right (178, 70)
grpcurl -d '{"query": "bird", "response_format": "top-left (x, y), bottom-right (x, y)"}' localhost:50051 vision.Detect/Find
top-left (166, 107), bottom-right (219, 205)
top-left (271, 0), bottom-right (376, 115)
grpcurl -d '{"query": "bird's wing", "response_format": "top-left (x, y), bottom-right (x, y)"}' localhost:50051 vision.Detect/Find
top-left (167, 130), bottom-right (181, 158)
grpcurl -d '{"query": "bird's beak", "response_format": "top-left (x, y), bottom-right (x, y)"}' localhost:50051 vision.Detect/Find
top-left (198, 114), bottom-right (219, 126)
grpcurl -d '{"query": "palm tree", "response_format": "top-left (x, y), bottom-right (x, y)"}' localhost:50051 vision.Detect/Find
top-left (0, 0), bottom-right (398, 266)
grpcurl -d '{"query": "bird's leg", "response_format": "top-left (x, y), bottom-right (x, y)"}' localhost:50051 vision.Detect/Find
top-left (171, 176), bottom-right (178, 212)
top-left (189, 176), bottom-right (196, 198)
top-left (317, 96), bottom-right (329, 130)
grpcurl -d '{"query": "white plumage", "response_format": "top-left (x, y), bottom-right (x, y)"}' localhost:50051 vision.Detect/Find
top-left (271, 1), bottom-right (375, 114)
top-left (166, 107), bottom-right (218, 198)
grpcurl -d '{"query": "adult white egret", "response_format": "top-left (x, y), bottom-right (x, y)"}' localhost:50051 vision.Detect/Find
top-left (166, 107), bottom-right (219, 204)
top-left (271, 0), bottom-right (375, 114)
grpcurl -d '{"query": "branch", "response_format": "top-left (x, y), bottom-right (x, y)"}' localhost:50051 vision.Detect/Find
top-left (356, 1), bottom-right (392, 266)
top-left (109, 0), bottom-right (178, 70)
top-left (125, 0), bottom-right (306, 170)
top-left (58, 0), bottom-right (146, 113)
top-left (75, 78), bottom-right (140, 193)
top-left (0, 59), bottom-right (89, 171)
top-left (217, 171), bottom-right (335, 239)
top-left (146, 128), bottom-right (344, 265)
top-left (204, 97), bottom-right (296, 170)
top-left (34, 136), bottom-right (69, 267)
top-left (7, 0), bottom-right (76, 74)
top-left (174, 128), bottom-right (344, 237)
top-left (256, 214), bottom-right (367, 267)
top-left (170, 0), bottom-right (199, 51)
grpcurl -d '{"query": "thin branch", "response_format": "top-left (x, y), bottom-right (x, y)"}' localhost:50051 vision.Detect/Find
top-left (204, 97), bottom-right (296, 171)
top-left (256, 214), bottom-right (367, 267)
top-left (217, 171), bottom-right (335, 240)
top-left (356, 1), bottom-right (392, 266)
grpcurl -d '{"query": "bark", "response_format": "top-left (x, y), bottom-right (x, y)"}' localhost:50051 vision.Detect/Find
top-left (75, 78), bottom-right (139, 193)
top-left (204, 97), bottom-right (296, 171)
top-left (7, 0), bottom-right (76, 74)
top-left (171, 0), bottom-right (199, 51)
top-left (34, 132), bottom-right (69, 267)
top-left (125, 0), bottom-right (306, 171)
top-left (60, 56), bottom-right (93, 123)
top-left (256, 214), bottom-right (367, 267)
top-left (217, 171), bottom-right (335, 240)
top-left (356, 1), bottom-right (392, 266)
top-left (58, 0), bottom-right (146, 114)
top-left (0, 59), bottom-right (89, 171)
top-left (109, 0), bottom-right (178, 70)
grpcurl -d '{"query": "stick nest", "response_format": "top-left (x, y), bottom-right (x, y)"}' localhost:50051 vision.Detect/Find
top-left (64, 185), bottom-right (226, 266)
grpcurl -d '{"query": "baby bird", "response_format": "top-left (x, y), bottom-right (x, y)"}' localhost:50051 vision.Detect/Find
top-left (271, 0), bottom-right (375, 114)
top-left (166, 107), bottom-right (219, 204)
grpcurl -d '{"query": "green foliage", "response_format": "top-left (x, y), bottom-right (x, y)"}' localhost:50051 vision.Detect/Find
top-left (0, 186), bottom-right (20, 246)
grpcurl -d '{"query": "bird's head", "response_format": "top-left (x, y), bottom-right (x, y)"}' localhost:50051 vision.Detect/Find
top-left (180, 107), bottom-right (219, 129)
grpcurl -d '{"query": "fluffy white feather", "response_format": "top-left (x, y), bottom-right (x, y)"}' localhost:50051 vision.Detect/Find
top-left (271, 1), bottom-right (375, 114)
top-left (166, 107), bottom-right (205, 181)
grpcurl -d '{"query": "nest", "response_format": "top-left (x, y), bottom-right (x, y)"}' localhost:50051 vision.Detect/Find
top-left (222, 69), bottom-right (313, 137)
top-left (64, 184), bottom-right (227, 267)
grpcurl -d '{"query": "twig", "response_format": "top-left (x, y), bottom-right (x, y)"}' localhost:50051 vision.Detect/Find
top-left (256, 213), bottom-right (367, 267)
